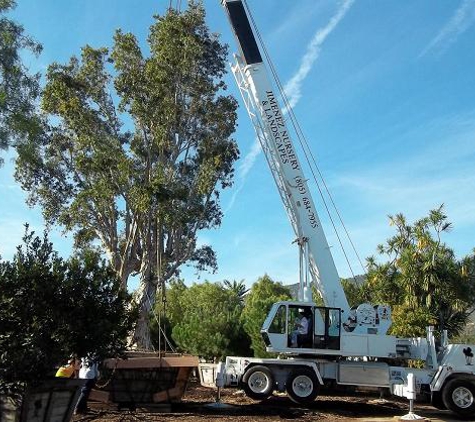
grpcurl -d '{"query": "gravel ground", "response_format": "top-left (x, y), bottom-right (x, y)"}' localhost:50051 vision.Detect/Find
top-left (72, 381), bottom-right (468, 422)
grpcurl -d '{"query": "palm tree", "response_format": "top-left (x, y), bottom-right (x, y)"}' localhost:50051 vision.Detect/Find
top-left (223, 279), bottom-right (249, 303)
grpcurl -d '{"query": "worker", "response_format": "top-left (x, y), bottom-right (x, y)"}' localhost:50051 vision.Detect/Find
top-left (74, 355), bottom-right (99, 415)
top-left (291, 308), bottom-right (309, 347)
top-left (55, 356), bottom-right (79, 378)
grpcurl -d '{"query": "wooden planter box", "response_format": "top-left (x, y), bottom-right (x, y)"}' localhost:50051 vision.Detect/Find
top-left (0, 379), bottom-right (83, 422)
top-left (89, 353), bottom-right (198, 406)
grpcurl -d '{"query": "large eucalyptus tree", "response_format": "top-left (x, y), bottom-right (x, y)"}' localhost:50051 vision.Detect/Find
top-left (15, 2), bottom-right (239, 349)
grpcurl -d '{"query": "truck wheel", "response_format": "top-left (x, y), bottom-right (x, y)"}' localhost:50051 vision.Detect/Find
top-left (286, 368), bottom-right (319, 405)
top-left (242, 365), bottom-right (274, 400)
top-left (442, 378), bottom-right (475, 417)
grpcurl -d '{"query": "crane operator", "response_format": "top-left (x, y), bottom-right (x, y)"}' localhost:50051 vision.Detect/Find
top-left (291, 308), bottom-right (309, 347)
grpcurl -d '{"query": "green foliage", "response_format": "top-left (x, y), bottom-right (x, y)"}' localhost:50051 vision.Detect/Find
top-left (166, 281), bottom-right (251, 361)
top-left (453, 319), bottom-right (475, 345)
top-left (14, 2), bottom-right (239, 348)
top-left (341, 278), bottom-right (368, 307)
top-left (61, 249), bottom-right (138, 358)
top-left (162, 278), bottom-right (188, 328)
top-left (0, 0), bottom-right (42, 162)
top-left (0, 226), bottom-right (137, 396)
top-left (149, 278), bottom-right (186, 351)
top-left (222, 279), bottom-right (252, 357)
top-left (390, 304), bottom-right (435, 338)
top-left (223, 279), bottom-right (249, 302)
top-left (241, 275), bottom-right (291, 358)
top-left (311, 285), bottom-right (324, 306)
top-left (365, 206), bottom-right (475, 338)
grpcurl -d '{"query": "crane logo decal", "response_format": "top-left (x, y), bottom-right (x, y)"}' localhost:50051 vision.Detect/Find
top-left (294, 176), bottom-right (318, 229)
top-left (262, 91), bottom-right (299, 171)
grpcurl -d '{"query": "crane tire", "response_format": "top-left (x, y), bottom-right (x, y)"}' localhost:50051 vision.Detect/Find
top-left (442, 378), bottom-right (475, 417)
top-left (242, 365), bottom-right (274, 400)
top-left (286, 367), bottom-right (319, 405)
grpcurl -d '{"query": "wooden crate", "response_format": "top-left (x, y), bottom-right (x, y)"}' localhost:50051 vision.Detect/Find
top-left (90, 354), bottom-right (198, 406)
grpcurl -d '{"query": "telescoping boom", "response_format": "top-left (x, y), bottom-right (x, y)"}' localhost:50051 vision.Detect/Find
top-left (222, 0), bottom-right (350, 315)
top-left (221, 0), bottom-right (396, 340)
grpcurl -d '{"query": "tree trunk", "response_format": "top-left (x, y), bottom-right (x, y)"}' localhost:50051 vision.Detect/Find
top-left (132, 272), bottom-right (157, 350)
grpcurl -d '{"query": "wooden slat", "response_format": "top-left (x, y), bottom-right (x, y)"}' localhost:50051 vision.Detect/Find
top-left (175, 367), bottom-right (191, 382)
top-left (152, 386), bottom-right (184, 403)
top-left (103, 356), bottom-right (198, 369)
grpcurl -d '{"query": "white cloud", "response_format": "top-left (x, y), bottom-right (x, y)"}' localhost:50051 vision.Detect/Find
top-left (284, 0), bottom-right (355, 109)
top-left (420, 0), bottom-right (475, 57)
top-left (225, 139), bottom-right (261, 213)
top-left (239, 138), bottom-right (262, 178)
top-left (226, 1), bottom-right (354, 212)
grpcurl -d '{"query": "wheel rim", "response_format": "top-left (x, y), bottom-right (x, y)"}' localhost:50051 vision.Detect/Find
top-left (248, 371), bottom-right (270, 394)
top-left (452, 386), bottom-right (474, 409)
top-left (292, 374), bottom-right (314, 398)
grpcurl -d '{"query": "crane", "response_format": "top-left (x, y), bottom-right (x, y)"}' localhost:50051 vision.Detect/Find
top-left (200, 1), bottom-right (475, 417)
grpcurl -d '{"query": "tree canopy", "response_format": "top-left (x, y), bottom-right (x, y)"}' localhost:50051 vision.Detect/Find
top-left (241, 275), bottom-right (291, 358)
top-left (15, 1), bottom-right (239, 349)
top-left (365, 206), bottom-right (475, 337)
top-left (167, 281), bottom-right (251, 360)
top-left (0, 0), bottom-right (42, 163)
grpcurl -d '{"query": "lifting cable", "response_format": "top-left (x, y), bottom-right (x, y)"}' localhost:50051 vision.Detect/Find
top-left (147, 292), bottom-right (176, 353)
top-left (243, 0), bottom-right (366, 279)
top-left (168, 0), bottom-right (182, 12)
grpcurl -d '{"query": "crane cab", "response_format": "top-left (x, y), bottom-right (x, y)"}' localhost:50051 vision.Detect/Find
top-left (261, 301), bottom-right (342, 355)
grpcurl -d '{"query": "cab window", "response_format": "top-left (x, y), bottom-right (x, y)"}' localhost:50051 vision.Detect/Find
top-left (269, 304), bottom-right (286, 334)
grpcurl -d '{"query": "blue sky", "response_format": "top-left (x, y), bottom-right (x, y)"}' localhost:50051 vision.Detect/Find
top-left (2, 0), bottom-right (475, 290)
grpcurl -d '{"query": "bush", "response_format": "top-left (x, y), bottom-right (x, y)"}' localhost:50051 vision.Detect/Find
top-left (0, 226), bottom-right (137, 397)
top-left (170, 281), bottom-right (251, 361)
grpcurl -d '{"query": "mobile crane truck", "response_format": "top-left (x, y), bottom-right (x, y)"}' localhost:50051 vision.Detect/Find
top-left (199, 0), bottom-right (475, 417)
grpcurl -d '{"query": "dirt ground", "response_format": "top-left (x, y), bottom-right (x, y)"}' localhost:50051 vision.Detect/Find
top-left (72, 380), bottom-right (468, 422)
